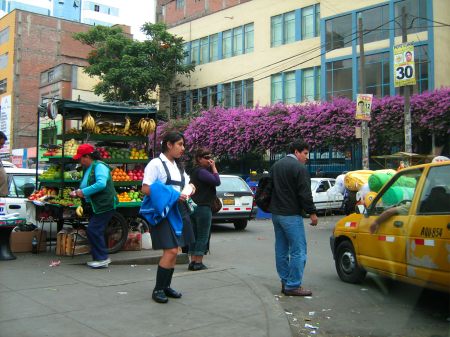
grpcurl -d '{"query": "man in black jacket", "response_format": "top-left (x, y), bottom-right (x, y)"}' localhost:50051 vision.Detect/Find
top-left (270, 140), bottom-right (318, 296)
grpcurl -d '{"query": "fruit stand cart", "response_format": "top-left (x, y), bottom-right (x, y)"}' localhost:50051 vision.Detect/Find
top-left (32, 100), bottom-right (158, 253)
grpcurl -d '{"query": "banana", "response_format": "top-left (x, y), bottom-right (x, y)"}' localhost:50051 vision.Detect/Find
top-left (75, 206), bottom-right (83, 217)
top-left (123, 117), bottom-right (131, 133)
top-left (82, 113), bottom-right (96, 132)
top-left (148, 119), bottom-right (156, 134)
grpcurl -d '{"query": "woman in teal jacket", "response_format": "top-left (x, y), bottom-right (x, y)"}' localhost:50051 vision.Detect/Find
top-left (71, 144), bottom-right (117, 269)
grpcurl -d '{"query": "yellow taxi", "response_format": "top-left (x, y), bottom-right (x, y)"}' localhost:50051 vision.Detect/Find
top-left (330, 161), bottom-right (450, 293)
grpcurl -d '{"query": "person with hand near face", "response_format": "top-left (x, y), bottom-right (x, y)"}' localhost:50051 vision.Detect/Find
top-left (141, 132), bottom-right (195, 304)
top-left (269, 140), bottom-right (318, 297)
top-left (188, 148), bottom-right (220, 271)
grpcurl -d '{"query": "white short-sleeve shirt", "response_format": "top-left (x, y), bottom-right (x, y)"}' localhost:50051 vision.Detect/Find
top-left (142, 153), bottom-right (189, 192)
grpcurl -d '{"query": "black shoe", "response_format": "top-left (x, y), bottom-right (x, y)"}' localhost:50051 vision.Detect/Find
top-left (152, 290), bottom-right (168, 303)
top-left (188, 261), bottom-right (196, 271)
top-left (192, 262), bottom-right (208, 271)
top-left (164, 287), bottom-right (182, 298)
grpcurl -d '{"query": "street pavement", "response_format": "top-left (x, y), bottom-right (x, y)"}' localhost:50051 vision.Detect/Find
top-left (207, 217), bottom-right (450, 337)
top-left (0, 247), bottom-right (291, 337)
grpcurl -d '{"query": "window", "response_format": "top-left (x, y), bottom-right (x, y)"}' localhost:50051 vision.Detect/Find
top-left (395, 0), bottom-right (428, 37)
top-left (302, 6), bottom-right (314, 39)
top-left (271, 74), bottom-right (283, 103)
top-left (284, 11), bottom-right (296, 44)
top-left (183, 43), bottom-right (190, 65)
top-left (0, 27), bottom-right (9, 45)
top-left (244, 79), bottom-right (254, 108)
top-left (48, 70), bottom-right (55, 83)
top-left (8, 175), bottom-right (36, 198)
top-left (200, 88), bottom-right (208, 108)
top-left (222, 30), bottom-right (232, 59)
top-left (210, 34), bottom-right (218, 62)
top-left (285, 71), bottom-right (296, 104)
top-left (0, 78), bottom-right (7, 95)
top-left (373, 169), bottom-right (422, 212)
top-left (244, 24), bottom-right (254, 54)
top-left (358, 5), bottom-right (389, 44)
top-left (0, 53), bottom-right (7, 69)
top-left (222, 83), bottom-right (232, 107)
top-left (326, 59), bottom-right (353, 99)
top-left (325, 14), bottom-right (352, 51)
top-left (209, 86), bottom-right (218, 107)
top-left (232, 27), bottom-right (243, 56)
top-left (361, 53), bottom-right (390, 98)
top-left (419, 166), bottom-right (450, 214)
top-left (271, 15), bottom-right (283, 47)
top-left (315, 67), bottom-right (321, 101)
top-left (315, 5), bottom-right (320, 38)
top-left (233, 82), bottom-right (243, 107)
top-left (176, 0), bottom-right (184, 10)
top-left (190, 39), bottom-right (199, 64)
top-left (302, 68), bottom-right (315, 101)
top-left (170, 95), bottom-right (178, 116)
top-left (199, 37), bottom-right (209, 64)
top-left (94, 4), bottom-right (100, 12)
top-left (192, 90), bottom-right (199, 109)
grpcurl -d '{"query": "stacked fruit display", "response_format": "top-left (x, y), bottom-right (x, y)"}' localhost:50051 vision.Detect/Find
top-left (49, 188), bottom-right (81, 207)
top-left (63, 170), bottom-right (82, 181)
top-left (108, 148), bottom-right (130, 160)
top-left (63, 139), bottom-right (80, 157)
top-left (96, 147), bottom-right (111, 159)
top-left (39, 165), bottom-right (62, 180)
top-left (127, 167), bottom-right (144, 181)
top-left (28, 187), bottom-right (58, 201)
top-left (117, 190), bottom-right (143, 203)
top-left (111, 167), bottom-right (131, 182)
top-left (130, 147), bottom-right (148, 160)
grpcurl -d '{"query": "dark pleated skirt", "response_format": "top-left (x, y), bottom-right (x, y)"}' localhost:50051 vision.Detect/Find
top-left (150, 201), bottom-right (195, 250)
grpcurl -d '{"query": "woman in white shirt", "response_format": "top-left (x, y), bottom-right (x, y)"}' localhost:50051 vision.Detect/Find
top-left (141, 132), bottom-right (195, 304)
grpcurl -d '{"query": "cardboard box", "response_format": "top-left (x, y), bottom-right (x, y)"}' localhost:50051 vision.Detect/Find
top-left (10, 229), bottom-right (47, 253)
top-left (122, 231), bottom-right (142, 251)
top-left (56, 229), bottom-right (90, 256)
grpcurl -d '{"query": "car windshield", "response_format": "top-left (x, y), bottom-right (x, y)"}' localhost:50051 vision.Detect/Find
top-left (217, 177), bottom-right (251, 193)
top-left (9, 174), bottom-right (36, 198)
top-left (310, 180), bottom-right (319, 191)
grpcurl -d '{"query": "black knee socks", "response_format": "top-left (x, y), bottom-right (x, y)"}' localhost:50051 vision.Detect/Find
top-left (154, 265), bottom-right (171, 291)
top-left (166, 268), bottom-right (174, 288)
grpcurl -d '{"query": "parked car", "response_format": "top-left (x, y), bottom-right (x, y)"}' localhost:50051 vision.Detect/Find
top-left (311, 178), bottom-right (344, 212)
top-left (2, 168), bottom-right (40, 219)
top-left (330, 161), bottom-right (450, 293)
top-left (212, 175), bottom-right (257, 230)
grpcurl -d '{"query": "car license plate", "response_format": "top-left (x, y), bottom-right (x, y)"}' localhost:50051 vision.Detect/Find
top-left (222, 198), bottom-right (235, 205)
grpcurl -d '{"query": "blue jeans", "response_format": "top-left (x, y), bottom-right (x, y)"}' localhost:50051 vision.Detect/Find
top-left (272, 214), bottom-right (307, 290)
top-left (87, 209), bottom-right (115, 261)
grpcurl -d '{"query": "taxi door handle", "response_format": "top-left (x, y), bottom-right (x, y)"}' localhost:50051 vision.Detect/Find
top-left (8, 205), bottom-right (21, 209)
top-left (394, 221), bottom-right (403, 228)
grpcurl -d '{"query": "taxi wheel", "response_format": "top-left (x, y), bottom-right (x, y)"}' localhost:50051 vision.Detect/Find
top-left (233, 219), bottom-right (248, 230)
top-left (335, 240), bottom-right (366, 283)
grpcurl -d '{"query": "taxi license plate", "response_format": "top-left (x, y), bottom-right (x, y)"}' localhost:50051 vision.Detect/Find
top-left (222, 198), bottom-right (235, 205)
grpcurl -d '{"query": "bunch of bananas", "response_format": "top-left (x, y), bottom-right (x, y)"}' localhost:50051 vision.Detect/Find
top-left (123, 117), bottom-right (131, 134)
top-left (137, 118), bottom-right (156, 136)
top-left (81, 113), bottom-right (96, 133)
top-left (75, 206), bottom-right (83, 217)
top-left (67, 128), bottom-right (80, 134)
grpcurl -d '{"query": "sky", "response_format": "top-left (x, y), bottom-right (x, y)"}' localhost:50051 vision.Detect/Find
top-left (117, 0), bottom-right (156, 41)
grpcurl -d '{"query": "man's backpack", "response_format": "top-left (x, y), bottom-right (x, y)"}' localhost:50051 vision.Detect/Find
top-left (255, 175), bottom-right (273, 213)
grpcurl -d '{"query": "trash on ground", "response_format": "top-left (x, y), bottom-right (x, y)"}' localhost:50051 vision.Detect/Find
top-left (117, 291), bottom-right (128, 295)
top-left (49, 260), bottom-right (61, 267)
top-left (305, 296), bottom-right (313, 299)
top-left (304, 318), bottom-right (311, 321)
top-left (293, 318), bottom-right (298, 322)
top-left (305, 323), bottom-right (319, 329)
top-left (309, 311), bottom-right (315, 316)
top-left (360, 288), bottom-right (368, 291)
top-left (285, 311), bottom-right (293, 315)
top-left (130, 264), bottom-right (137, 267)
top-left (322, 309), bottom-right (332, 312)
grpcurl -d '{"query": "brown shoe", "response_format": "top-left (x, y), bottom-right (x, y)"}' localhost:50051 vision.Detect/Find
top-left (283, 287), bottom-right (312, 296)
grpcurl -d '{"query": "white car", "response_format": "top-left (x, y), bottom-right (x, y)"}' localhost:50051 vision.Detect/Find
top-left (1, 168), bottom-right (40, 219)
top-left (310, 178), bottom-right (343, 212)
top-left (212, 175), bottom-right (257, 230)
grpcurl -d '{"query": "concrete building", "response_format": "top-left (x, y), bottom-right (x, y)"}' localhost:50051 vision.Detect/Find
top-left (157, 0), bottom-right (450, 118)
top-left (0, 9), bottom-right (94, 157)
top-left (0, 0), bottom-right (120, 26)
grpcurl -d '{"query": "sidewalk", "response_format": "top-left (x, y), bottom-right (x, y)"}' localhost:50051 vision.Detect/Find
top-left (0, 251), bottom-right (292, 337)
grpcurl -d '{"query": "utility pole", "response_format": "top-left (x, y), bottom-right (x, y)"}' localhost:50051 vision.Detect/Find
top-left (402, 6), bottom-right (413, 156)
top-left (358, 15), bottom-right (369, 169)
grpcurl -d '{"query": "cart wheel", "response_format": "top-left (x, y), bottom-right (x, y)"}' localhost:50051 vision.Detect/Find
top-left (130, 216), bottom-right (150, 234)
top-left (105, 212), bottom-right (128, 254)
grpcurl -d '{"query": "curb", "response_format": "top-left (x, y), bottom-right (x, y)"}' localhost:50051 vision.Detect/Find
top-left (233, 273), bottom-right (293, 337)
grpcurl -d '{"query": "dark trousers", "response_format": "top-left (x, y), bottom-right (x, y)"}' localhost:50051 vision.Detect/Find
top-left (189, 205), bottom-right (212, 256)
top-left (87, 209), bottom-right (115, 261)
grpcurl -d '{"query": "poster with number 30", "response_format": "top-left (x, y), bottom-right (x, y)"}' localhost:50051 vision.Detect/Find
top-left (393, 43), bottom-right (416, 87)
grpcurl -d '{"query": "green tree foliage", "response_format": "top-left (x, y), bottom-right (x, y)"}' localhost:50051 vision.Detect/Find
top-left (73, 23), bottom-right (194, 103)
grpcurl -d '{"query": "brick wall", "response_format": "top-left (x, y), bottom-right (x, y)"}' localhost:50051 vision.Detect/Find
top-left (13, 11), bottom-right (92, 149)
top-left (158, 0), bottom-right (252, 27)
